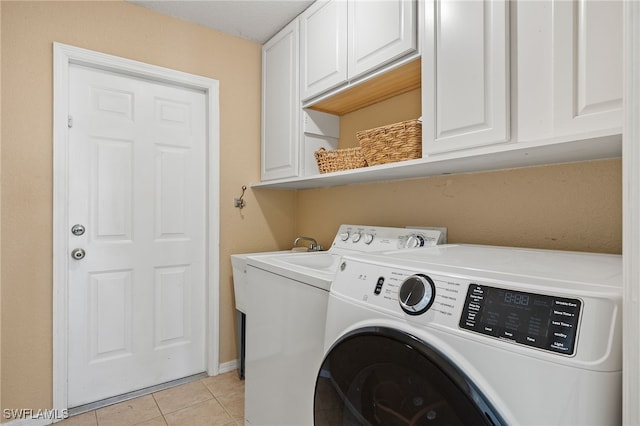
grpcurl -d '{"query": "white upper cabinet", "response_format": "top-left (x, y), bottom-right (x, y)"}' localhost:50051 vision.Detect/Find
top-left (301, 0), bottom-right (418, 102)
top-left (422, 0), bottom-right (510, 155)
top-left (300, 0), bottom-right (348, 101)
top-left (515, 0), bottom-right (622, 143)
top-left (257, 0), bottom-right (623, 189)
top-left (348, 0), bottom-right (417, 80)
top-left (261, 20), bottom-right (300, 181)
top-left (553, 0), bottom-right (622, 135)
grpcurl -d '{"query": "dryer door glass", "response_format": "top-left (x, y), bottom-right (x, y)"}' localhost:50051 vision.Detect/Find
top-left (314, 327), bottom-right (504, 426)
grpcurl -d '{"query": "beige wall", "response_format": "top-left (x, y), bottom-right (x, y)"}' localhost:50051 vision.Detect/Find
top-left (298, 86), bottom-right (621, 254)
top-left (296, 159), bottom-right (621, 253)
top-left (0, 0), bottom-right (295, 416)
top-left (0, 0), bottom-right (622, 418)
top-left (339, 88), bottom-right (422, 149)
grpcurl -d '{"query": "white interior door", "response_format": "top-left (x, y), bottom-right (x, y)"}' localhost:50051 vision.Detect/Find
top-left (67, 64), bottom-right (207, 407)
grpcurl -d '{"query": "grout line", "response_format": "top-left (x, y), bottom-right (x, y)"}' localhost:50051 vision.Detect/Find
top-left (149, 393), bottom-right (165, 426)
top-left (152, 381), bottom-right (217, 417)
top-left (211, 394), bottom-right (236, 424)
top-left (207, 378), bottom-right (245, 424)
top-left (67, 372), bottom-right (244, 426)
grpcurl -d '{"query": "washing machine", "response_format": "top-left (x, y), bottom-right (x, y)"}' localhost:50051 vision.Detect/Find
top-left (244, 225), bottom-right (444, 426)
top-left (315, 244), bottom-right (622, 425)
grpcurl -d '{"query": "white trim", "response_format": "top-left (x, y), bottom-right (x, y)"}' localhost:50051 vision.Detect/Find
top-left (2, 417), bottom-right (55, 426)
top-left (623, 3), bottom-right (640, 424)
top-left (218, 359), bottom-right (239, 375)
top-left (52, 42), bottom-right (220, 416)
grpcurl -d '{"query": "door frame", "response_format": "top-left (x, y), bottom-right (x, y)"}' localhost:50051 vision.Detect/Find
top-left (623, 2), bottom-right (640, 423)
top-left (52, 42), bottom-right (220, 412)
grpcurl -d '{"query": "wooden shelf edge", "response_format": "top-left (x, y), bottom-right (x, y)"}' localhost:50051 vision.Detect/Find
top-left (303, 56), bottom-right (421, 116)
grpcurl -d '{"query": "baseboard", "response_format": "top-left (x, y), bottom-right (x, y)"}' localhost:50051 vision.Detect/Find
top-left (218, 359), bottom-right (238, 374)
top-left (1, 410), bottom-right (68, 426)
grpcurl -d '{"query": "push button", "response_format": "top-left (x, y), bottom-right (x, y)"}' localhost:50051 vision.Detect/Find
top-left (548, 298), bottom-right (580, 354)
top-left (553, 331), bottom-right (569, 340)
top-left (551, 319), bottom-right (574, 329)
top-left (501, 330), bottom-right (516, 340)
top-left (374, 277), bottom-right (385, 295)
top-left (550, 341), bottom-right (571, 353)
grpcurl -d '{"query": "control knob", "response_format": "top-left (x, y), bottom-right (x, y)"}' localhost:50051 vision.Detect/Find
top-left (351, 233), bottom-right (362, 243)
top-left (404, 234), bottom-right (425, 248)
top-left (398, 274), bottom-right (436, 315)
top-left (363, 233), bottom-right (374, 244)
top-left (340, 232), bottom-right (350, 241)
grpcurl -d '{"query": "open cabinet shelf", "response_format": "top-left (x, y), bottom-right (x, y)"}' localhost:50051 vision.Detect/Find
top-left (305, 58), bottom-right (421, 116)
top-left (252, 134), bottom-right (622, 190)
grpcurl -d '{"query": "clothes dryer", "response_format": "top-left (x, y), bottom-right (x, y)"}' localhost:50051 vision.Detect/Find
top-left (315, 245), bottom-right (622, 425)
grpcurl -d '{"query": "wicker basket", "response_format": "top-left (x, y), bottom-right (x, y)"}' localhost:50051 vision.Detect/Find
top-left (314, 147), bottom-right (367, 174)
top-left (356, 119), bottom-right (422, 166)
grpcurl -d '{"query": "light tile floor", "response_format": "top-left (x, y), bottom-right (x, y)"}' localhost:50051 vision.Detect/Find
top-left (58, 371), bottom-right (244, 426)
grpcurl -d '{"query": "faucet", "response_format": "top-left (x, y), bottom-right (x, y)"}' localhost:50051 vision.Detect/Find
top-left (293, 236), bottom-right (323, 252)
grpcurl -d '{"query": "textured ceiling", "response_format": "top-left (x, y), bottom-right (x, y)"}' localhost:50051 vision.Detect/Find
top-left (129, 0), bottom-right (314, 44)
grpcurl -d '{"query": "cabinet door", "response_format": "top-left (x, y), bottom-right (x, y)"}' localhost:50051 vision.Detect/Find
top-left (422, 0), bottom-right (509, 155)
top-left (261, 20), bottom-right (300, 181)
top-left (552, 0), bottom-right (622, 138)
top-left (512, 0), bottom-right (554, 143)
top-left (300, 0), bottom-right (348, 101)
top-left (348, 0), bottom-right (417, 80)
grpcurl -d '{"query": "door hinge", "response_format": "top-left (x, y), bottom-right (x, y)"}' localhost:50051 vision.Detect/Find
top-left (67, 116), bottom-right (73, 128)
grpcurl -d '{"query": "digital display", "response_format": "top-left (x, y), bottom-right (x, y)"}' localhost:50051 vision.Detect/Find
top-left (459, 284), bottom-right (581, 355)
top-left (503, 291), bottom-right (529, 306)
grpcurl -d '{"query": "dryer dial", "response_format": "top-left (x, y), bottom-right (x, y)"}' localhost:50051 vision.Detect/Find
top-left (398, 274), bottom-right (436, 315)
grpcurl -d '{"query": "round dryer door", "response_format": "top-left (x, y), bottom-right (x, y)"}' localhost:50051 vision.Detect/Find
top-left (314, 327), bottom-right (505, 426)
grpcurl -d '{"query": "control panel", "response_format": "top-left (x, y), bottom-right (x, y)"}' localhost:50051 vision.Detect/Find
top-left (459, 284), bottom-right (582, 356)
top-left (331, 246), bottom-right (621, 365)
top-left (332, 258), bottom-right (465, 329)
top-left (333, 257), bottom-right (588, 357)
top-left (331, 224), bottom-right (444, 253)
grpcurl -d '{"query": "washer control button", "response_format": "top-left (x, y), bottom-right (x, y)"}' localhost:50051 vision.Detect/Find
top-left (398, 274), bottom-right (436, 315)
top-left (351, 233), bottom-right (362, 243)
top-left (363, 233), bottom-right (374, 245)
top-left (340, 232), bottom-right (350, 241)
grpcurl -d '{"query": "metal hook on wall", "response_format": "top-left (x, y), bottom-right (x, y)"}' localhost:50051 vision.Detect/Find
top-left (234, 185), bottom-right (247, 209)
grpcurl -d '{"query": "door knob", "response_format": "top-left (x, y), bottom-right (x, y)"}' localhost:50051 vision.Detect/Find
top-left (71, 224), bottom-right (86, 236)
top-left (71, 248), bottom-right (86, 260)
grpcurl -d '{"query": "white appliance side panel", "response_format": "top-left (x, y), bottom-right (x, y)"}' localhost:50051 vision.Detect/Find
top-left (245, 266), bottom-right (328, 426)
